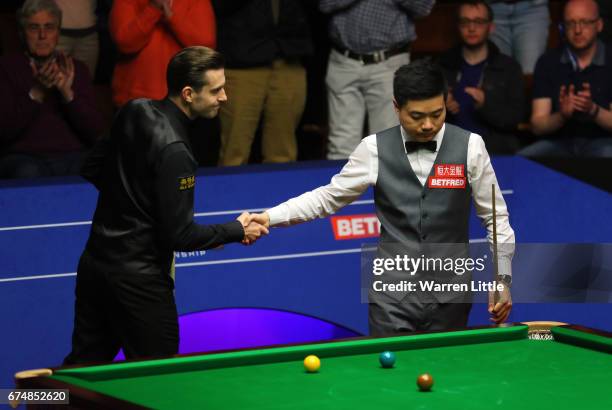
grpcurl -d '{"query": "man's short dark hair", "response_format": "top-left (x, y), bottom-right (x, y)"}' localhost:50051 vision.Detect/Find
top-left (393, 59), bottom-right (448, 107)
top-left (457, 0), bottom-right (494, 21)
top-left (167, 46), bottom-right (225, 97)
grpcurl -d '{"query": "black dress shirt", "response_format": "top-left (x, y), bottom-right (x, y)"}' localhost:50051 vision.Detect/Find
top-left (80, 98), bottom-right (244, 276)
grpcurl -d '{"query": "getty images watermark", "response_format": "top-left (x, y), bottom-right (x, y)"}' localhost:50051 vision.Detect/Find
top-left (361, 243), bottom-right (612, 304)
top-left (370, 253), bottom-right (505, 294)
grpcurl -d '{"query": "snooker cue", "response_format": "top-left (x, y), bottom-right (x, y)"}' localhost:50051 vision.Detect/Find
top-left (492, 183), bottom-right (498, 278)
top-left (492, 184), bottom-right (500, 304)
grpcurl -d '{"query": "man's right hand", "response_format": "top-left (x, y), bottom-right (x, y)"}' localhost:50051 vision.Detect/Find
top-left (243, 222), bottom-right (269, 245)
top-left (574, 82), bottom-right (595, 115)
top-left (559, 84), bottom-right (576, 119)
top-left (237, 212), bottom-right (269, 245)
top-left (29, 58), bottom-right (60, 103)
top-left (30, 58), bottom-right (60, 90)
top-left (250, 212), bottom-right (270, 228)
top-left (488, 283), bottom-right (512, 324)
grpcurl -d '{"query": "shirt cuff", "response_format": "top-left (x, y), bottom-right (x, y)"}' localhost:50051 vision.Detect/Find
top-left (497, 256), bottom-right (512, 277)
top-left (267, 205), bottom-right (288, 227)
top-left (225, 220), bottom-right (246, 243)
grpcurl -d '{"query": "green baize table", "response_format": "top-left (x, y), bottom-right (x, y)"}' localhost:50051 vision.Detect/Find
top-left (15, 324), bottom-right (612, 409)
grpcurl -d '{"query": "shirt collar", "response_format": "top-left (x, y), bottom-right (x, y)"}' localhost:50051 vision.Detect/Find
top-left (401, 123), bottom-right (445, 153)
top-left (160, 97), bottom-right (192, 130)
top-left (560, 39), bottom-right (606, 67)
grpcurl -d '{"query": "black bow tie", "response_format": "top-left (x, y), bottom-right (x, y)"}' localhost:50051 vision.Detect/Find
top-left (405, 140), bottom-right (437, 153)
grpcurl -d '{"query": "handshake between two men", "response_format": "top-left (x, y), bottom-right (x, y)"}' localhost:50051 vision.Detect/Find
top-left (236, 212), bottom-right (271, 245)
top-left (234, 210), bottom-right (512, 325)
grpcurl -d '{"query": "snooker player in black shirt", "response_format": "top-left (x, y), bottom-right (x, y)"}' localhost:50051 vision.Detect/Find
top-left (64, 47), bottom-right (268, 364)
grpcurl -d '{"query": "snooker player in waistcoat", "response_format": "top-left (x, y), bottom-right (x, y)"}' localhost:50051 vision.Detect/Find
top-left (250, 59), bottom-right (515, 335)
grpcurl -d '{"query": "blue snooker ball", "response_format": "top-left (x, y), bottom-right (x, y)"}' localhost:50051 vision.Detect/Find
top-left (379, 351), bottom-right (396, 368)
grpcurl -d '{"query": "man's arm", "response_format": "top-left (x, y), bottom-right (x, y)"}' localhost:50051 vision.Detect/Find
top-left (394, 0), bottom-right (435, 18)
top-left (166, 0), bottom-right (216, 49)
top-left (468, 134), bottom-right (515, 275)
top-left (155, 143), bottom-right (254, 251)
top-left (110, 0), bottom-right (164, 54)
top-left (319, 0), bottom-right (361, 13)
top-left (587, 103), bottom-right (612, 133)
top-left (556, 82), bottom-right (612, 132)
top-left (529, 54), bottom-right (571, 136)
top-left (468, 133), bottom-right (515, 324)
top-left (259, 136), bottom-right (376, 227)
top-left (530, 97), bottom-right (567, 136)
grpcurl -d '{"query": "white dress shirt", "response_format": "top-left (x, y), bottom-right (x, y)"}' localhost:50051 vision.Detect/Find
top-left (267, 124), bottom-right (515, 275)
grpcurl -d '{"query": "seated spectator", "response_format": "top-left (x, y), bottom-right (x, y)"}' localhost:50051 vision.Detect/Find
top-left (487, 0), bottom-right (550, 74)
top-left (213, 0), bottom-right (314, 166)
top-left (440, 0), bottom-right (525, 154)
top-left (109, 0), bottom-right (216, 107)
top-left (0, 0), bottom-right (103, 179)
top-left (521, 0), bottom-right (612, 157)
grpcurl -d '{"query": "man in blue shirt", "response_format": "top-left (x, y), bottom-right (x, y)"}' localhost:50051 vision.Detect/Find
top-left (440, 0), bottom-right (525, 154)
top-left (522, 0), bottom-right (612, 157)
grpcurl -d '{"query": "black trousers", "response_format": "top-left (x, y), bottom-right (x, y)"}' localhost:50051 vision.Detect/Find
top-left (64, 253), bottom-right (179, 365)
top-left (368, 296), bottom-right (472, 336)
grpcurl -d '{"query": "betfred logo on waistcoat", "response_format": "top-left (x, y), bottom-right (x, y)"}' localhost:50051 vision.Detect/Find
top-left (428, 164), bottom-right (466, 189)
top-left (330, 214), bottom-right (381, 240)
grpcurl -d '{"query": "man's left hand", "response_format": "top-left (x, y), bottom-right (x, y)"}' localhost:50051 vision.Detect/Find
top-left (31, 58), bottom-right (60, 89)
top-left (54, 52), bottom-right (75, 102)
top-left (488, 283), bottom-right (512, 324)
top-left (574, 82), bottom-right (595, 115)
top-left (250, 212), bottom-right (270, 228)
top-left (237, 212), bottom-right (269, 245)
top-left (464, 86), bottom-right (485, 109)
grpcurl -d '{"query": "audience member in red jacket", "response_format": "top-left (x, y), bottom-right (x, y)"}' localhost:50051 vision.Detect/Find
top-left (0, 0), bottom-right (103, 179)
top-left (110, 0), bottom-right (216, 107)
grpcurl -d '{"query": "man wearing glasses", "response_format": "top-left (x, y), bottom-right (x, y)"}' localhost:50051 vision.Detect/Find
top-left (0, 0), bottom-right (103, 179)
top-left (521, 0), bottom-right (612, 157)
top-left (439, 0), bottom-right (525, 154)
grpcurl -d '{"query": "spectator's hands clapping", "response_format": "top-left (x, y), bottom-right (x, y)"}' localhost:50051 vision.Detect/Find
top-left (55, 52), bottom-right (75, 102)
top-left (464, 86), bottom-right (485, 109)
top-left (559, 84), bottom-right (577, 119)
top-left (31, 57), bottom-right (60, 90)
top-left (573, 82), bottom-right (595, 115)
top-left (30, 52), bottom-right (75, 102)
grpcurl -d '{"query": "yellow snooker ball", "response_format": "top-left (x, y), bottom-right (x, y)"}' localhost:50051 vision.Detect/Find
top-left (303, 355), bottom-right (321, 373)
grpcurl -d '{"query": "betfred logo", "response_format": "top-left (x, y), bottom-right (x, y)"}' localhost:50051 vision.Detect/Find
top-left (427, 176), bottom-right (466, 189)
top-left (330, 214), bottom-right (381, 240)
top-left (428, 163), bottom-right (466, 189)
